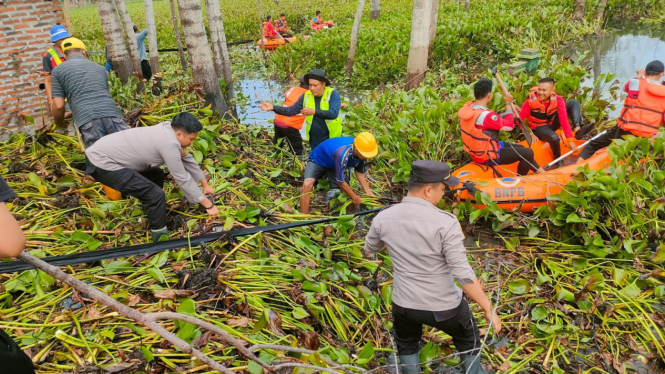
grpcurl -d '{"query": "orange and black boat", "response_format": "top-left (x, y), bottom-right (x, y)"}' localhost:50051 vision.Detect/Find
top-left (257, 35), bottom-right (310, 50)
top-left (450, 132), bottom-right (612, 212)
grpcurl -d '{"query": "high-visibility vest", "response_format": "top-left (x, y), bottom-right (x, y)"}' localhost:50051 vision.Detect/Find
top-left (303, 87), bottom-right (342, 140)
top-left (458, 101), bottom-right (499, 163)
top-left (45, 48), bottom-right (64, 69)
top-left (618, 78), bottom-right (665, 137)
top-left (526, 87), bottom-right (558, 128)
top-left (274, 86), bottom-right (308, 130)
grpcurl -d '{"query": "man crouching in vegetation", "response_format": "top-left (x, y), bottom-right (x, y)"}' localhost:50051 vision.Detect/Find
top-left (85, 113), bottom-right (219, 242)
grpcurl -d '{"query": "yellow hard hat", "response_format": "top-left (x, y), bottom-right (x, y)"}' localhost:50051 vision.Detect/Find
top-left (354, 132), bottom-right (378, 158)
top-left (61, 37), bottom-right (86, 52)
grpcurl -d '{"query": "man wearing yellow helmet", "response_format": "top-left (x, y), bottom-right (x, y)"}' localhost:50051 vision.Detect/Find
top-left (50, 37), bottom-right (127, 148)
top-left (300, 133), bottom-right (378, 214)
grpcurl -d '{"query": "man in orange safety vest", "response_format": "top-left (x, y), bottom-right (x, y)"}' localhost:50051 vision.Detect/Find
top-left (273, 76), bottom-right (309, 155)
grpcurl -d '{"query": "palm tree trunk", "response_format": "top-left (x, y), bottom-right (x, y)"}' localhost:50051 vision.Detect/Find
top-left (113, 0), bottom-right (143, 81)
top-left (370, 0), bottom-right (380, 19)
top-left (464, 0), bottom-right (470, 11)
top-left (96, 0), bottom-right (134, 84)
top-left (169, 0), bottom-right (188, 70)
top-left (405, 0), bottom-right (432, 90)
top-left (144, 0), bottom-right (162, 94)
top-left (428, 0), bottom-right (439, 50)
top-left (177, 0), bottom-right (229, 116)
top-left (573, 0), bottom-right (586, 20)
top-left (204, 0), bottom-right (234, 101)
top-left (596, 0), bottom-right (608, 22)
top-left (346, 0), bottom-right (366, 77)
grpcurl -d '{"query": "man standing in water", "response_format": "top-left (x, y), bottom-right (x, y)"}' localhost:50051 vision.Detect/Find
top-left (364, 160), bottom-right (501, 374)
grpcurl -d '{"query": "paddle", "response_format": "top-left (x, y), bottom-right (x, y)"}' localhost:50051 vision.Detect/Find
top-left (543, 129), bottom-right (608, 169)
top-left (492, 66), bottom-right (533, 147)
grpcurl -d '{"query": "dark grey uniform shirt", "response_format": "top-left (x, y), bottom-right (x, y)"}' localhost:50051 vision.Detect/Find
top-left (51, 54), bottom-right (123, 128)
top-left (364, 197), bottom-right (477, 312)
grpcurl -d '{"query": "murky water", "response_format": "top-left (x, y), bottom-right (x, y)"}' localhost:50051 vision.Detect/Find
top-left (571, 22), bottom-right (665, 117)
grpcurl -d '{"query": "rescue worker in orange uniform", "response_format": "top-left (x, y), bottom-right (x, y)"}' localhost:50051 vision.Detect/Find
top-left (578, 60), bottom-right (665, 161)
top-left (262, 15), bottom-right (279, 39)
top-left (459, 79), bottom-right (541, 176)
top-left (518, 77), bottom-right (582, 160)
top-left (276, 13), bottom-right (292, 38)
top-left (274, 76), bottom-right (308, 155)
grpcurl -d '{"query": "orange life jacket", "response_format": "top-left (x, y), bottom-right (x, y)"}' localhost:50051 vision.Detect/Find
top-left (526, 87), bottom-right (559, 129)
top-left (459, 101), bottom-right (499, 163)
top-left (276, 19), bottom-right (288, 33)
top-left (274, 87), bottom-right (308, 130)
top-left (618, 78), bottom-right (665, 137)
top-left (262, 21), bottom-right (276, 39)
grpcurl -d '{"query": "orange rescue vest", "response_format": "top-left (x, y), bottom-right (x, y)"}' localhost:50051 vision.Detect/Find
top-left (274, 87), bottom-right (308, 130)
top-left (526, 87), bottom-right (558, 128)
top-left (276, 19), bottom-right (288, 33)
top-left (263, 21), bottom-right (276, 39)
top-left (459, 101), bottom-right (499, 163)
top-left (618, 78), bottom-right (665, 137)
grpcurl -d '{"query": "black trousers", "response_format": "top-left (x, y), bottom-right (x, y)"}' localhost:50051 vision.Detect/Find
top-left (578, 125), bottom-right (632, 160)
top-left (0, 329), bottom-right (36, 374)
top-left (273, 125), bottom-right (304, 155)
top-left (531, 99), bottom-right (582, 159)
top-left (141, 60), bottom-right (153, 82)
top-left (491, 143), bottom-right (540, 176)
top-left (88, 164), bottom-right (167, 230)
top-left (392, 300), bottom-right (481, 356)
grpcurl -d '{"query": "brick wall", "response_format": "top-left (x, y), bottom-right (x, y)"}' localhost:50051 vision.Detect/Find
top-left (0, 0), bottom-right (65, 137)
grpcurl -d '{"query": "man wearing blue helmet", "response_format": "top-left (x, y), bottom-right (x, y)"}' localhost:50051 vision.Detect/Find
top-left (42, 25), bottom-right (72, 119)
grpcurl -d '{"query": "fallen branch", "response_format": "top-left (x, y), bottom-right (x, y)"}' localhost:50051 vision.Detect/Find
top-left (17, 252), bottom-right (357, 373)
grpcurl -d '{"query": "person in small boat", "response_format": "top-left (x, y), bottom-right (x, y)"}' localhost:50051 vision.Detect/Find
top-left (518, 77), bottom-right (581, 160)
top-left (577, 60), bottom-right (665, 161)
top-left (273, 76), bottom-right (309, 155)
top-left (459, 78), bottom-right (542, 176)
top-left (262, 15), bottom-right (279, 39)
top-left (311, 11), bottom-right (323, 27)
top-left (276, 13), bottom-right (292, 38)
top-left (299, 133), bottom-right (377, 214)
top-left (363, 160), bottom-right (501, 374)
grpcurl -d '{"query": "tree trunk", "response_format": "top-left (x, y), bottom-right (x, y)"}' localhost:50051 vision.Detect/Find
top-left (428, 0), bottom-right (439, 50)
top-left (405, 0), bottom-right (432, 90)
top-left (63, 0), bottom-right (71, 31)
top-left (169, 0), bottom-right (188, 70)
top-left (596, 0), bottom-right (608, 22)
top-left (346, 0), bottom-right (366, 77)
top-left (96, 0), bottom-right (134, 84)
top-left (114, 0), bottom-right (143, 81)
top-left (464, 0), bottom-right (470, 11)
top-left (257, 0), bottom-right (267, 59)
top-left (205, 0), bottom-right (234, 101)
top-left (177, 0), bottom-right (229, 116)
top-left (573, 0), bottom-right (586, 20)
top-left (144, 0), bottom-right (162, 94)
top-left (370, 0), bottom-right (380, 19)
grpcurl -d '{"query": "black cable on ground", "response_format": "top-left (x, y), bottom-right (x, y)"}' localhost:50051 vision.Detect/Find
top-left (0, 208), bottom-right (383, 274)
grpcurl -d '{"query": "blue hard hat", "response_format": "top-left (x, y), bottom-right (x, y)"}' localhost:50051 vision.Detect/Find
top-left (50, 25), bottom-right (70, 42)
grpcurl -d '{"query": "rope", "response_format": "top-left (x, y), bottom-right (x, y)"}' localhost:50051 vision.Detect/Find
top-left (0, 208), bottom-right (382, 274)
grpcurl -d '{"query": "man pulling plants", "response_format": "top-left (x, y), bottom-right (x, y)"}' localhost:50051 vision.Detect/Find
top-left (85, 113), bottom-right (219, 242)
top-left (578, 60), bottom-right (665, 161)
top-left (273, 76), bottom-right (309, 155)
top-left (300, 133), bottom-right (377, 214)
top-left (260, 69), bottom-right (342, 150)
top-left (459, 78), bottom-right (542, 176)
top-left (364, 160), bottom-right (501, 374)
top-left (51, 38), bottom-right (128, 147)
top-left (518, 77), bottom-right (582, 161)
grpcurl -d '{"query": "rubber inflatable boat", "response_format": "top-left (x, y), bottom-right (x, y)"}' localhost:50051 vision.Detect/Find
top-left (451, 132), bottom-right (612, 212)
top-left (257, 35), bottom-right (309, 50)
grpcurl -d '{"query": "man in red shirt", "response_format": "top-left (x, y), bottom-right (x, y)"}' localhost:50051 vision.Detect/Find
top-left (459, 79), bottom-right (541, 176)
top-left (518, 78), bottom-right (581, 160)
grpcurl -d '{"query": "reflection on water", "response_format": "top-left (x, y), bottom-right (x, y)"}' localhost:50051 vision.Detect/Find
top-left (573, 23), bottom-right (665, 117)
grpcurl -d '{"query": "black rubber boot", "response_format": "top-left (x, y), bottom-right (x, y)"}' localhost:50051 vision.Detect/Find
top-left (151, 227), bottom-right (169, 242)
top-left (398, 352), bottom-right (421, 374)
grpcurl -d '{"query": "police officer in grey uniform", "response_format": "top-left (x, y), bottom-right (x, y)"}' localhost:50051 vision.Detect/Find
top-left (364, 160), bottom-right (501, 374)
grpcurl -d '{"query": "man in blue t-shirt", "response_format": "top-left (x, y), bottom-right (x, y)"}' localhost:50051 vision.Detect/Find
top-left (301, 133), bottom-right (378, 214)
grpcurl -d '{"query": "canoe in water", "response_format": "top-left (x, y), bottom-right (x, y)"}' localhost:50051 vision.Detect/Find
top-left (451, 133), bottom-right (611, 212)
top-left (257, 35), bottom-right (310, 50)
